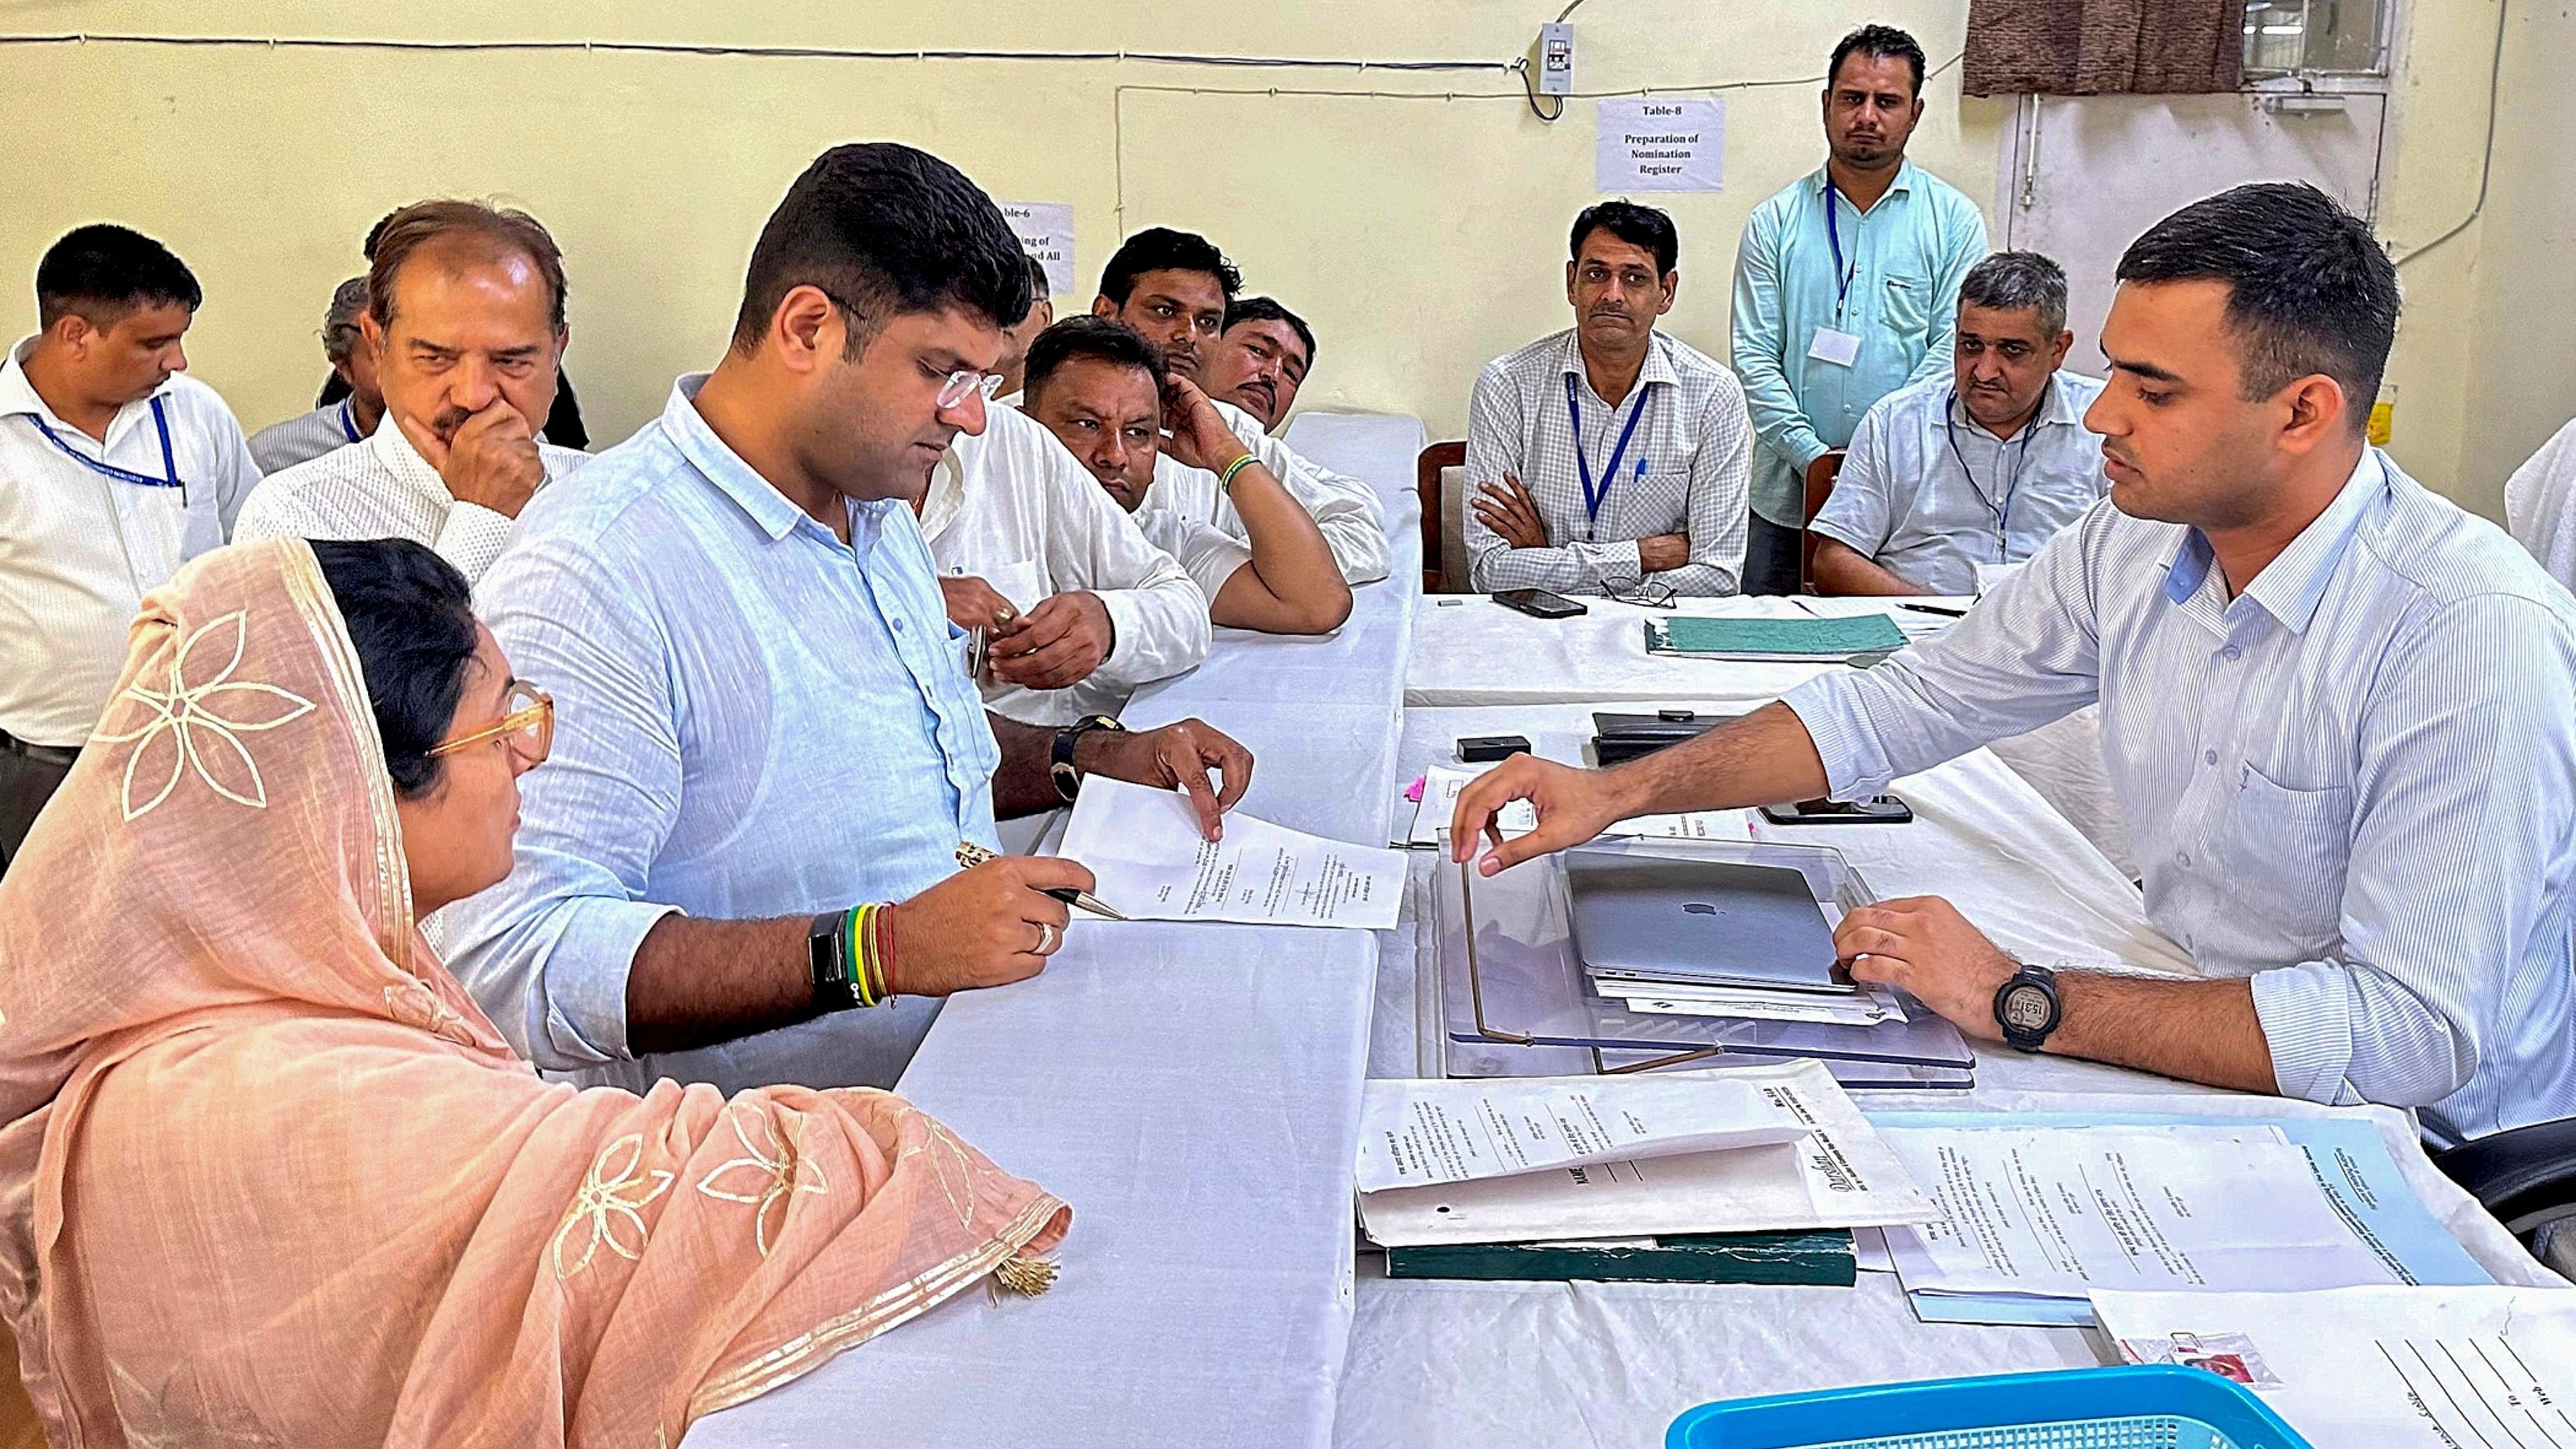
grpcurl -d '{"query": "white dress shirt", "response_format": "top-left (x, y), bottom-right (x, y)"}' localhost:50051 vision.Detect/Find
top-left (0, 338), bottom-right (260, 746)
top-left (232, 412), bottom-right (589, 585)
top-left (921, 402), bottom-right (1210, 725)
top-left (1810, 370), bottom-right (2108, 594)
top-left (1464, 328), bottom-right (1752, 595)
top-left (1784, 450), bottom-right (2576, 1144)
top-left (1146, 399), bottom-right (1391, 586)
top-left (246, 399), bottom-right (364, 475)
top-left (444, 375), bottom-right (1004, 1095)
top-left (2504, 414), bottom-right (2576, 591)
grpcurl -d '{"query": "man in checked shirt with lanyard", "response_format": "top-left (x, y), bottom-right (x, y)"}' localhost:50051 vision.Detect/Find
top-left (0, 224), bottom-right (260, 870)
top-left (1464, 200), bottom-right (1752, 596)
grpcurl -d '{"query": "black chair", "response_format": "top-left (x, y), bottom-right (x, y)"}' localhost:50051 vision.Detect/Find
top-left (2431, 1118), bottom-right (2576, 1275)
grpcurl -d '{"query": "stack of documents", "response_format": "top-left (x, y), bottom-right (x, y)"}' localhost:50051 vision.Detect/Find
top-left (2093, 1286), bottom-right (2576, 1447)
top-left (1354, 1060), bottom-right (1937, 1261)
top-left (1868, 1113), bottom-right (2493, 1326)
top-left (1063, 777), bottom-right (1404, 930)
top-left (1643, 614), bottom-right (1906, 662)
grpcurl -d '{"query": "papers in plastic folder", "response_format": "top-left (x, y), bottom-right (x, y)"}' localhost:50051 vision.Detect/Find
top-left (1355, 1075), bottom-right (1812, 1193)
top-left (1356, 1060), bottom-right (1935, 1247)
top-left (1876, 1119), bottom-right (2484, 1326)
top-left (2094, 1286), bottom-right (2576, 1449)
top-left (1063, 777), bottom-right (1404, 929)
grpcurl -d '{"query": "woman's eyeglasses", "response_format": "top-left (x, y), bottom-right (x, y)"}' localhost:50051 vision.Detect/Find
top-left (427, 682), bottom-right (554, 765)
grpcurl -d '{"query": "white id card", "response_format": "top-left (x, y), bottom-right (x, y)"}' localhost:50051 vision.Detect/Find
top-left (1807, 327), bottom-right (1863, 367)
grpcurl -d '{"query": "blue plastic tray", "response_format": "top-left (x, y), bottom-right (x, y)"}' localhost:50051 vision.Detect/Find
top-left (1667, 1366), bottom-right (2313, 1449)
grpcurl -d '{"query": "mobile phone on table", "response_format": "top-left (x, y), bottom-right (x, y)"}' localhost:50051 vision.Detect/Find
top-left (1759, 795), bottom-right (1914, 826)
top-left (1493, 588), bottom-right (1587, 620)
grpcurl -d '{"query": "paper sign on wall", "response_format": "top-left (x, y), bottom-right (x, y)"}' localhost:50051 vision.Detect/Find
top-left (1595, 99), bottom-right (1725, 193)
top-left (998, 201), bottom-right (1077, 299)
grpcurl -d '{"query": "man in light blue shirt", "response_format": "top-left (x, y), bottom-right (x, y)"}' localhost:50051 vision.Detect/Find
top-left (1732, 24), bottom-right (1989, 595)
top-left (1457, 184), bottom-right (2576, 1145)
top-left (1812, 251), bottom-right (2106, 596)
top-left (445, 144), bottom-right (1252, 1097)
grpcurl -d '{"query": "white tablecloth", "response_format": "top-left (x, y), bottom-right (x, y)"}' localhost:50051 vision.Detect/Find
top-left (1284, 410), bottom-right (1430, 511)
top-left (691, 482), bottom-right (1424, 1449)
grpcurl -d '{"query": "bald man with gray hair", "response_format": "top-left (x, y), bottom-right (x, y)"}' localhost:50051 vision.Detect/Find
top-left (246, 276), bottom-right (383, 473)
top-left (1810, 250), bottom-right (2109, 595)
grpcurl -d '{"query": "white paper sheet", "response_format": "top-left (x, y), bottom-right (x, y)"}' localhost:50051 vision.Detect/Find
top-left (1063, 777), bottom-right (1404, 929)
top-left (1354, 1075), bottom-right (1811, 1192)
top-left (2093, 1286), bottom-right (2576, 1448)
top-left (1616, 980), bottom-right (1907, 1026)
top-left (1882, 1126), bottom-right (2405, 1308)
top-left (1356, 1059), bottom-right (1934, 1246)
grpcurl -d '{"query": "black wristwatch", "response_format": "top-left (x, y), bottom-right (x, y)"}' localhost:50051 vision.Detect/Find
top-left (808, 910), bottom-right (867, 1013)
top-left (1993, 962), bottom-right (2062, 1052)
top-left (1051, 713), bottom-right (1127, 803)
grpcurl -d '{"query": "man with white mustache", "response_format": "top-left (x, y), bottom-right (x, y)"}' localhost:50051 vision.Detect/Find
top-left (1462, 200), bottom-right (1752, 596)
top-left (1730, 23), bottom-right (1988, 594)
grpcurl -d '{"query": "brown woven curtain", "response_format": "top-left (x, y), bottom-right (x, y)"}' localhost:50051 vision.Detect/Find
top-left (1965, 0), bottom-right (2248, 95)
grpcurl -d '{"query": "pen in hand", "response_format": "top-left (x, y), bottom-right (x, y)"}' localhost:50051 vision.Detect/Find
top-left (954, 840), bottom-right (1128, 920)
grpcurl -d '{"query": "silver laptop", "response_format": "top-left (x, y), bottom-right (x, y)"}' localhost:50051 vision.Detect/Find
top-left (1565, 852), bottom-right (1852, 994)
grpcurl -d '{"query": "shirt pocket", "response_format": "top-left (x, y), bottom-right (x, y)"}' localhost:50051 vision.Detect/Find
top-left (1880, 272), bottom-right (1932, 336)
top-left (2216, 763), bottom-right (2354, 944)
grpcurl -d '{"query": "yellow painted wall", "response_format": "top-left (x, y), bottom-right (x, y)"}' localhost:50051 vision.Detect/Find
top-left (0, 1), bottom-right (2554, 516)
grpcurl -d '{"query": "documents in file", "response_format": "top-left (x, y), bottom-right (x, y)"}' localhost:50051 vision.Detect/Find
top-left (2093, 1286), bottom-right (2576, 1448)
top-left (1355, 1075), bottom-right (1812, 1193)
top-left (1063, 777), bottom-right (1404, 930)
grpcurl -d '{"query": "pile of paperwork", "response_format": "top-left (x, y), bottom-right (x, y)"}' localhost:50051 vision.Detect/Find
top-left (1869, 1112), bottom-right (2493, 1326)
top-left (1063, 777), bottom-right (1404, 930)
top-left (1355, 1060), bottom-right (1935, 1248)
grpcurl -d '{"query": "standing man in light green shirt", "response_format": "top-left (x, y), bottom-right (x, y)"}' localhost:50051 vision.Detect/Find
top-left (1730, 23), bottom-right (1989, 593)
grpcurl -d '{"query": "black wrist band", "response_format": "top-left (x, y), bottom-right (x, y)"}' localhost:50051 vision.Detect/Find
top-left (807, 909), bottom-right (865, 1014)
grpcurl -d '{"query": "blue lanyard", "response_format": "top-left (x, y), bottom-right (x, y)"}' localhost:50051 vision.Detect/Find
top-left (30, 396), bottom-right (184, 491)
top-left (1565, 371), bottom-right (1652, 532)
top-left (1823, 182), bottom-right (1860, 321)
top-left (335, 398), bottom-right (361, 444)
top-left (1942, 389), bottom-right (2036, 535)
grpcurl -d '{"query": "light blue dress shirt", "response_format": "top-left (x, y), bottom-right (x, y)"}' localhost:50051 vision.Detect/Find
top-left (443, 375), bottom-right (1003, 1097)
top-left (1730, 161), bottom-right (1990, 529)
top-left (1809, 370), bottom-right (2107, 594)
top-left (1786, 450), bottom-right (2576, 1145)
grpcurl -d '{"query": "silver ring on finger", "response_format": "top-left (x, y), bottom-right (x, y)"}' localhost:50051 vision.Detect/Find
top-left (1036, 920), bottom-right (1057, 955)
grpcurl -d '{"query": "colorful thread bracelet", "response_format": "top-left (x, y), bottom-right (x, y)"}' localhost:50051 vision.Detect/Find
top-left (1217, 453), bottom-right (1258, 493)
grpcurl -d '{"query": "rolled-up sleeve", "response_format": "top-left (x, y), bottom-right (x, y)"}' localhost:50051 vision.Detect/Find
top-left (1047, 443), bottom-right (1211, 690)
top-left (2251, 593), bottom-right (2576, 1118)
top-left (1223, 403), bottom-right (1390, 585)
top-left (1783, 505), bottom-right (2107, 797)
top-left (440, 536), bottom-right (684, 1069)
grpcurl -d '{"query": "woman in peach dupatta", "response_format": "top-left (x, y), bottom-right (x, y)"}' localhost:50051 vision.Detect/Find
top-left (0, 537), bottom-right (1067, 1447)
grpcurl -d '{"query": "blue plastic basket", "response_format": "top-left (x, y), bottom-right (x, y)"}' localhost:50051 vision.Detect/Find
top-left (1666, 1366), bottom-right (2314, 1449)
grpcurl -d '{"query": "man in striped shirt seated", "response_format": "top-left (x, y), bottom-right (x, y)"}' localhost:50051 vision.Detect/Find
top-left (1453, 183), bottom-right (2576, 1146)
top-left (1463, 201), bottom-right (1753, 596)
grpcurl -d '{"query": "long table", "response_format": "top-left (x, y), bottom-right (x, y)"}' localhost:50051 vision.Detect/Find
top-left (691, 417), bottom-right (1424, 1448)
top-left (689, 419), bottom-right (2555, 1448)
top-left (1340, 701), bottom-right (2558, 1447)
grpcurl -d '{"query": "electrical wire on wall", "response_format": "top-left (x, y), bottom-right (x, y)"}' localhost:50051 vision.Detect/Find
top-left (2392, 0), bottom-right (2509, 267)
